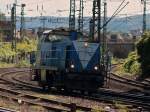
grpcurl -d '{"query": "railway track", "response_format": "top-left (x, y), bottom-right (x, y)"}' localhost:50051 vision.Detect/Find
top-left (0, 70), bottom-right (150, 111)
top-left (0, 107), bottom-right (16, 112)
top-left (0, 86), bottom-right (91, 112)
top-left (111, 64), bottom-right (150, 92)
top-left (142, 79), bottom-right (150, 85)
top-left (110, 73), bottom-right (150, 91)
top-left (1, 69), bottom-right (150, 111)
top-left (97, 88), bottom-right (150, 107)
top-left (0, 69), bottom-right (92, 112)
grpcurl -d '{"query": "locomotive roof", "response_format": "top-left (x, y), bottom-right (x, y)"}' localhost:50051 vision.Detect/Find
top-left (43, 28), bottom-right (71, 36)
top-left (41, 33), bottom-right (71, 43)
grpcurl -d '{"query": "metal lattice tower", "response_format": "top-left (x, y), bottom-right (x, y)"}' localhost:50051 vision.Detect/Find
top-left (142, 0), bottom-right (146, 33)
top-left (40, 16), bottom-right (47, 31)
top-left (40, 4), bottom-right (47, 31)
top-left (103, 0), bottom-right (107, 53)
top-left (92, 0), bottom-right (101, 42)
top-left (20, 4), bottom-right (26, 39)
top-left (69, 0), bottom-right (76, 30)
top-left (89, 18), bottom-right (93, 38)
top-left (78, 0), bottom-right (84, 32)
top-left (11, 3), bottom-right (16, 51)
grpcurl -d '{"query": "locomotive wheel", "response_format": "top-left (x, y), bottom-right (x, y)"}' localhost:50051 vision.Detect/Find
top-left (48, 86), bottom-right (52, 90)
top-left (56, 87), bottom-right (62, 91)
top-left (87, 91), bottom-right (93, 96)
top-left (63, 87), bottom-right (72, 94)
top-left (42, 86), bottom-right (45, 91)
top-left (80, 90), bottom-right (85, 94)
top-left (42, 85), bottom-right (48, 91)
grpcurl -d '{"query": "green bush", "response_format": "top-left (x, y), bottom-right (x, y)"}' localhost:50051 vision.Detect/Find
top-left (123, 32), bottom-right (150, 77)
top-left (17, 38), bottom-right (37, 54)
top-left (123, 52), bottom-right (141, 75)
top-left (111, 58), bottom-right (125, 65)
top-left (136, 32), bottom-right (150, 76)
top-left (0, 43), bottom-right (16, 58)
top-left (114, 101), bottom-right (129, 112)
top-left (0, 38), bottom-right (37, 67)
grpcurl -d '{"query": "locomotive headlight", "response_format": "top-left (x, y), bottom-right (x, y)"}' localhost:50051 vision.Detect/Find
top-left (84, 42), bottom-right (88, 47)
top-left (70, 64), bottom-right (75, 69)
top-left (94, 66), bottom-right (98, 71)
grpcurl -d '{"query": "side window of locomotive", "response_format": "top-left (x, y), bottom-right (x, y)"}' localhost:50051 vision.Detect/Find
top-left (41, 51), bottom-right (44, 58)
top-left (66, 46), bottom-right (71, 67)
top-left (41, 34), bottom-right (47, 42)
top-left (46, 50), bottom-right (50, 58)
top-left (52, 46), bottom-right (57, 58)
top-left (66, 46), bottom-right (71, 57)
top-left (44, 34), bottom-right (51, 42)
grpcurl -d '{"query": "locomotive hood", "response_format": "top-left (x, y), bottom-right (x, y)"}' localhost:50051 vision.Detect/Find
top-left (68, 41), bottom-right (101, 72)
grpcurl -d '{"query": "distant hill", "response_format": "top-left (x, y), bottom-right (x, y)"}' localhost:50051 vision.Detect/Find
top-left (6, 14), bottom-right (150, 33)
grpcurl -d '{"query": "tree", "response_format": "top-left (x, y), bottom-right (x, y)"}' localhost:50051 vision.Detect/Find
top-left (0, 12), bottom-right (6, 41)
top-left (123, 51), bottom-right (141, 75)
top-left (136, 32), bottom-right (150, 77)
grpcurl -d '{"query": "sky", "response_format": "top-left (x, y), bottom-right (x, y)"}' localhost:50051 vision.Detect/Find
top-left (0, 0), bottom-right (149, 17)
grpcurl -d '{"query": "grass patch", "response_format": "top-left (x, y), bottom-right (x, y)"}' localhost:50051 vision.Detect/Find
top-left (0, 59), bottom-right (31, 68)
top-left (29, 105), bottom-right (48, 112)
top-left (0, 97), bottom-right (48, 112)
top-left (34, 94), bottom-right (58, 100)
top-left (113, 64), bottom-right (132, 76)
top-left (114, 101), bottom-right (129, 112)
top-left (0, 62), bottom-right (15, 68)
top-left (91, 106), bottom-right (105, 112)
top-left (112, 58), bottom-right (125, 65)
top-left (0, 97), bottom-right (19, 111)
top-left (16, 59), bottom-right (31, 68)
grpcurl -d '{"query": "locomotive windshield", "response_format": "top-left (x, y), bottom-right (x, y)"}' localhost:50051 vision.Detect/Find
top-left (41, 34), bottom-right (62, 42)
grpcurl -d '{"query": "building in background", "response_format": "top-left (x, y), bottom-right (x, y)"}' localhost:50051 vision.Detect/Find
top-left (0, 20), bottom-right (11, 41)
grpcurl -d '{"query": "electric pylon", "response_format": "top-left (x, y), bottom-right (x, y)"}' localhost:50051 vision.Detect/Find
top-left (92, 0), bottom-right (101, 42)
top-left (142, 0), bottom-right (146, 33)
top-left (20, 4), bottom-right (26, 39)
top-left (69, 0), bottom-right (76, 30)
top-left (103, 0), bottom-right (107, 52)
top-left (11, 3), bottom-right (16, 51)
top-left (78, 0), bottom-right (84, 32)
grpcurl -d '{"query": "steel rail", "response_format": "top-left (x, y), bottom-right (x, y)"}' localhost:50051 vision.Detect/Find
top-left (11, 70), bottom-right (150, 110)
top-left (0, 107), bottom-right (16, 112)
top-left (110, 73), bottom-right (150, 89)
top-left (0, 69), bottom-right (92, 112)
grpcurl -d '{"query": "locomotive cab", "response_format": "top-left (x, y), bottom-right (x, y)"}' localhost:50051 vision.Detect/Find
top-left (32, 30), bottom-right (71, 87)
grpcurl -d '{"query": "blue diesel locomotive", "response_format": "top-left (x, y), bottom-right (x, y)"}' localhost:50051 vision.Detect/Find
top-left (31, 29), bottom-right (107, 92)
